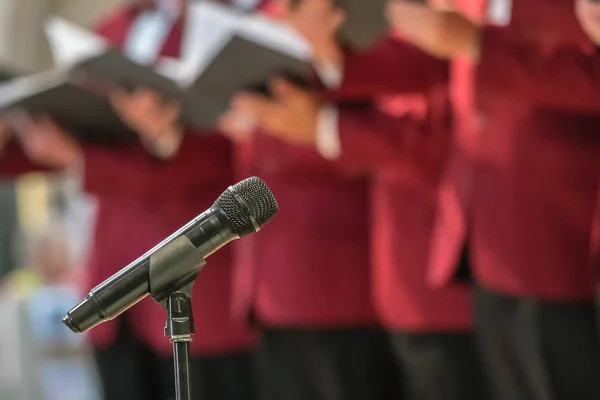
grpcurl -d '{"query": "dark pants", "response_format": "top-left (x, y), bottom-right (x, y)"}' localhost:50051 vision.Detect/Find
top-left (475, 286), bottom-right (600, 400)
top-left (256, 327), bottom-right (400, 400)
top-left (94, 320), bottom-right (256, 400)
top-left (389, 331), bottom-right (487, 400)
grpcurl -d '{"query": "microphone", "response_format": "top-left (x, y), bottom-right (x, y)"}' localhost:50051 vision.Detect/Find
top-left (62, 177), bottom-right (278, 334)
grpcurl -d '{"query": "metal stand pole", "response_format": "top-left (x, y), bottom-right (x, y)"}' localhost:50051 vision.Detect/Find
top-left (173, 342), bottom-right (191, 400)
top-left (147, 236), bottom-right (206, 400)
top-left (166, 290), bottom-right (194, 400)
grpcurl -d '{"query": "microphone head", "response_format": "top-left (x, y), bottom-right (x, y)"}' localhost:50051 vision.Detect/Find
top-left (216, 177), bottom-right (279, 237)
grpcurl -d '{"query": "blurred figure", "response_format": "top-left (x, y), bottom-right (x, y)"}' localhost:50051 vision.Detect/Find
top-left (221, 98), bottom-right (388, 400)
top-left (217, 4), bottom-right (397, 400)
top-left (23, 223), bottom-right (102, 400)
top-left (0, 2), bottom-right (259, 399)
top-left (220, 1), bottom-right (487, 399)
top-left (388, 1), bottom-right (600, 399)
top-left (0, 0), bottom-right (121, 73)
top-left (77, 1), bottom-right (260, 398)
top-left (0, 222), bottom-right (101, 400)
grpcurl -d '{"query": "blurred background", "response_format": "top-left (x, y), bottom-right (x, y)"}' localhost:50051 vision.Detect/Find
top-left (0, 1), bottom-right (599, 400)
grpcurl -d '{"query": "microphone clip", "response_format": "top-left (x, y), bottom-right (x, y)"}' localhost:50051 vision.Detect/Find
top-left (147, 235), bottom-right (205, 400)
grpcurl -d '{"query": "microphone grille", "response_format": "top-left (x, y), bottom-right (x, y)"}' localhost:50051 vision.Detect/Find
top-left (216, 177), bottom-right (279, 237)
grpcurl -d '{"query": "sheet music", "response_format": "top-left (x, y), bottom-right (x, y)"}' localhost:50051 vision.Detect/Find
top-left (155, 57), bottom-right (187, 82)
top-left (44, 17), bottom-right (108, 67)
top-left (179, 2), bottom-right (311, 86)
top-left (124, 10), bottom-right (177, 65)
top-left (179, 2), bottom-right (242, 85)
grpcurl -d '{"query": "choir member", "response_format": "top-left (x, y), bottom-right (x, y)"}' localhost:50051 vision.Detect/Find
top-left (387, 1), bottom-right (600, 398)
top-left (0, 1), bottom-right (259, 399)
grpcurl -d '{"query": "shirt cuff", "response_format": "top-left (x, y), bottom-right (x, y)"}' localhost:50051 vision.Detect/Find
top-left (312, 61), bottom-right (343, 89)
top-left (315, 104), bottom-right (341, 160)
top-left (141, 127), bottom-right (184, 160)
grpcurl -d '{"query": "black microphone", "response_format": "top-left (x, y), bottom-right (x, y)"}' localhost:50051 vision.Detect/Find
top-left (62, 177), bottom-right (278, 334)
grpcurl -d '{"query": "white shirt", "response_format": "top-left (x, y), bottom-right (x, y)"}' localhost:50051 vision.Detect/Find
top-left (313, 61), bottom-right (343, 160)
top-left (125, 9), bottom-right (184, 159)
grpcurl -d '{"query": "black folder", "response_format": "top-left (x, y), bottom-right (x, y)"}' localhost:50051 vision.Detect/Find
top-left (337, 0), bottom-right (389, 49)
top-left (0, 52), bottom-right (177, 145)
top-left (0, 38), bottom-right (310, 145)
top-left (187, 36), bottom-right (310, 129)
top-left (290, 0), bottom-right (389, 49)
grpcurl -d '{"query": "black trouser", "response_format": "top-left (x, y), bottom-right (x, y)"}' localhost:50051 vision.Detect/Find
top-left (94, 320), bottom-right (256, 400)
top-left (389, 331), bottom-right (487, 400)
top-left (256, 327), bottom-right (400, 400)
top-left (475, 286), bottom-right (600, 400)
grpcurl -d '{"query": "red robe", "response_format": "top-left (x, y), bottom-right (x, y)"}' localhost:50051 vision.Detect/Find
top-left (89, 6), bottom-right (257, 356)
top-left (429, 25), bottom-right (600, 300)
top-left (0, 5), bottom-right (257, 356)
top-left (327, 37), bottom-right (472, 330)
top-left (231, 134), bottom-right (376, 326)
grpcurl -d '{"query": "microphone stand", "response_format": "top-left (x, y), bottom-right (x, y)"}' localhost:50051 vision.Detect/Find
top-left (148, 236), bottom-right (207, 400)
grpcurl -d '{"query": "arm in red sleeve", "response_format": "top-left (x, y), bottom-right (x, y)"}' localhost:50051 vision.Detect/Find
top-left (478, 26), bottom-right (600, 112)
top-left (0, 141), bottom-right (52, 178)
top-left (330, 103), bottom-right (421, 171)
top-left (321, 36), bottom-right (450, 100)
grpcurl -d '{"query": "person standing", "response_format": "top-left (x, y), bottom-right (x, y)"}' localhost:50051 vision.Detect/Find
top-left (388, 1), bottom-right (600, 398)
top-left (0, 2), bottom-right (259, 399)
top-left (218, 1), bottom-right (487, 399)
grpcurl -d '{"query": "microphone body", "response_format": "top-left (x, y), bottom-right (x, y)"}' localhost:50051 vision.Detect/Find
top-left (65, 207), bottom-right (236, 333)
top-left (62, 177), bottom-right (278, 334)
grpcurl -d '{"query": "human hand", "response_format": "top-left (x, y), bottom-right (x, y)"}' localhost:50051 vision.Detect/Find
top-left (387, 1), bottom-right (480, 59)
top-left (220, 78), bottom-right (321, 146)
top-left (11, 114), bottom-right (81, 169)
top-left (110, 88), bottom-right (182, 148)
top-left (282, 0), bottom-right (345, 65)
top-left (576, 0), bottom-right (600, 46)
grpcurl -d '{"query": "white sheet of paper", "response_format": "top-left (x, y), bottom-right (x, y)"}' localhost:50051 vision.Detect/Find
top-left (179, 2), bottom-right (311, 86)
top-left (44, 17), bottom-right (108, 67)
top-left (124, 10), bottom-right (177, 65)
top-left (487, 0), bottom-right (512, 26)
top-left (178, 2), bottom-right (242, 85)
top-left (155, 56), bottom-right (187, 82)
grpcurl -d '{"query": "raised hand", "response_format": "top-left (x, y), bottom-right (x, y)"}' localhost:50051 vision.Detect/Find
top-left (576, 0), bottom-right (600, 46)
top-left (282, 0), bottom-right (345, 65)
top-left (219, 78), bottom-right (321, 147)
top-left (110, 88), bottom-right (182, 153)
top-left (386, 1), bottom-right (480, 60)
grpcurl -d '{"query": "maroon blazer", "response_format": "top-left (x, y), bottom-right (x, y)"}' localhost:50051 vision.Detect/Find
top-left (231, 134), bottom-right (376, 327)
top-left (0, 134), bottom-right (256, 356)
top-left (329, 38), bottom-right (471, 331)
top-left (453, 0), bottom-right (588, 45)
top-left (88, 6), bottom-right (257, 355)
top-left (429, 26), bottom-right (600, 300)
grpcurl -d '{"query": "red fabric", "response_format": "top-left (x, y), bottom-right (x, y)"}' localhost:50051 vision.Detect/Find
top-left (321, 36), bottom-right (449, 100)
top-left (476, 30), bottom-right (600, 112)
top-left (329, 39), bottom-right (471, 331)
top-left (0, 141), bottom-right (51, 177)
top-left (429, 26), bottom-right (600, 300)
top-left (85, 135), bottom-right (257, 355)
top-left (507, 0), bottom-right (592, 47)
top-left (231, 0), bottom-right (376, 325)
top-left (83, 6), bottom-right (256, 354)
top-left (232, 133), bottom-right (376, 327)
